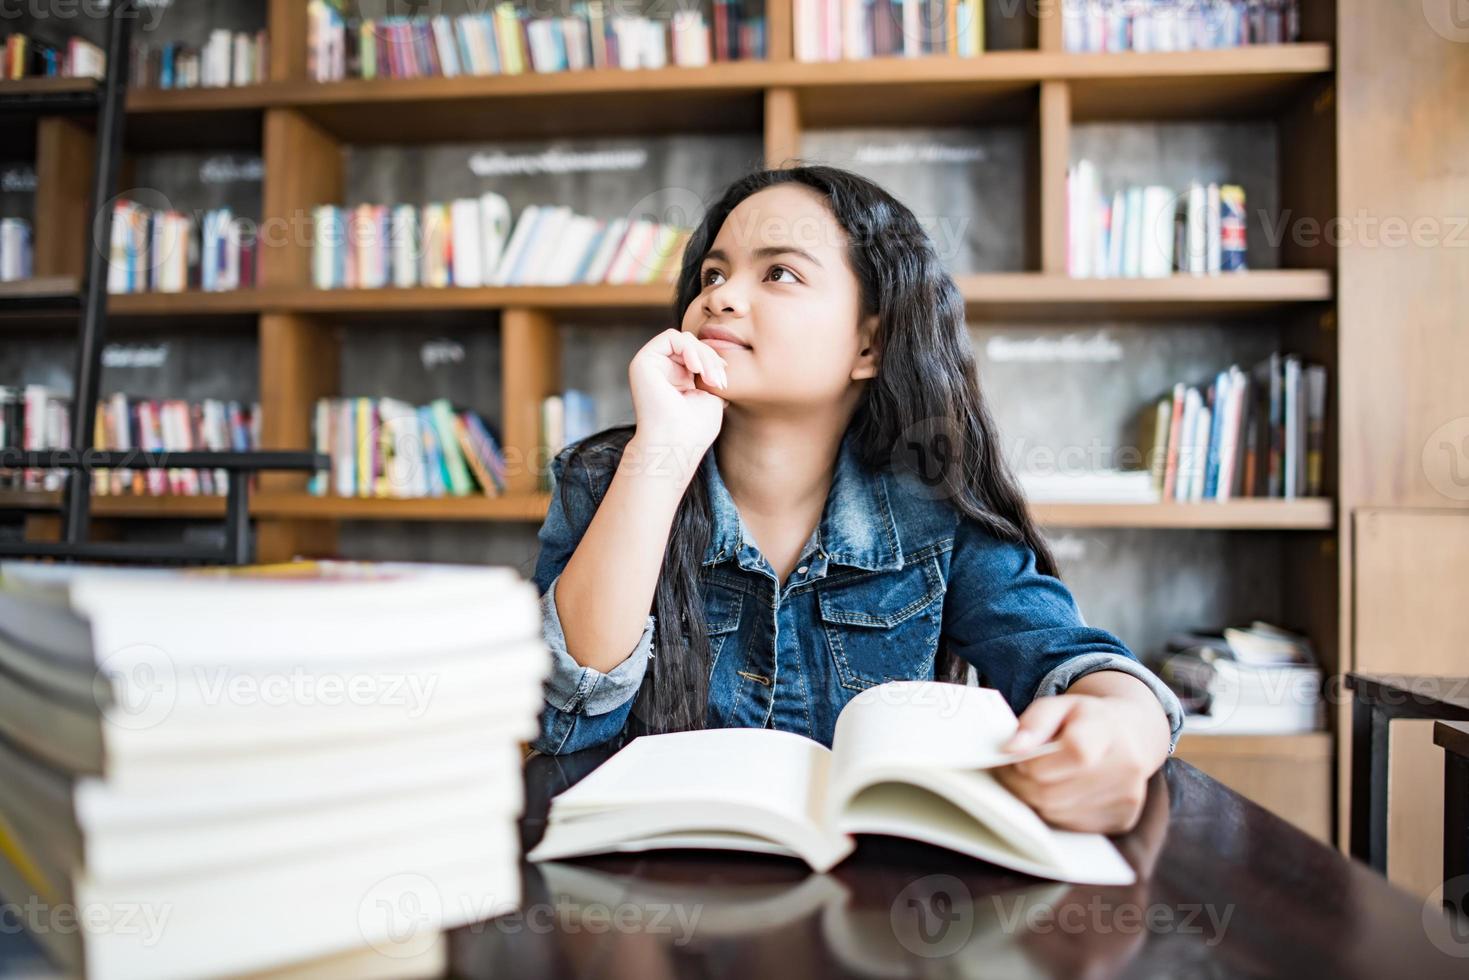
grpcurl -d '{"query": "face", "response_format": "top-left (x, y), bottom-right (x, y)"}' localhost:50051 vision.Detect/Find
top-left (680, 184), bottom-right (879, 408)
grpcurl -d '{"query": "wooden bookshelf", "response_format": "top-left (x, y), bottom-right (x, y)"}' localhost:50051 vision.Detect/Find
top-left (7, 0), bottom-right (1355, 848)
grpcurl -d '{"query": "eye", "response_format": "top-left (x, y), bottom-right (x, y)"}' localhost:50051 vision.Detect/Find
top-left (767, 265), bottom-right (798, 284)
top-left (700, 268), bottom-right (725, 287)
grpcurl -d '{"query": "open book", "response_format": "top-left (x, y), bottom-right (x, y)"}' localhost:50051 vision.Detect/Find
top-left (527, 681), bottom-right (1136, 885)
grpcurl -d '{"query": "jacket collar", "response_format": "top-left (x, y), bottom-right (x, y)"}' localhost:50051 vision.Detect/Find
top-left (700, 425), bottom-right (904, 572)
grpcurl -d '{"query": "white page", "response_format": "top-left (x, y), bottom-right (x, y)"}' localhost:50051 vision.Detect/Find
top-left (830, 681), bottom-right (1047, 791)
top-left (549, 728), bottom-right (833, 829)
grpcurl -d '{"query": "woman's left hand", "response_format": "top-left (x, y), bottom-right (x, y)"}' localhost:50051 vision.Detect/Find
top-left (993, 686), bottom-right (1169, 835)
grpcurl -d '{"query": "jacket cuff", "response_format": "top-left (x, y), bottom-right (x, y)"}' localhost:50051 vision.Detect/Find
top-left (539, 573), bottom-right (653, 716)
top-left (1032, 652), bottom-right (1186, 755)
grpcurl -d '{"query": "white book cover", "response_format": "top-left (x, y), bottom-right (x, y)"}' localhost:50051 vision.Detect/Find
top-left (390, 205), bottom-right (418, 288)
top-left (478, 192), bottom-right (512, 284)
top-left (491, 205), bottom-right (541, 285)
top-left (518, 206), bottom-right (574, 285)
top-left (1190, 403), bottom-right (1211, 502)
top-left (450, 199), bottom-right (483, 288)
top-left (605, 219), bottom-right (655, 284)
top-left (431, 16), bottom-right (461, 76)
top-left (1186, 182), bottom-right (1207, 274)
top-left (1140, 185), bottom-right (1176, 278)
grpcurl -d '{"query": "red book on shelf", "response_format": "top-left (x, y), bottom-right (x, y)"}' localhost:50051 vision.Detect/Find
top-left (713, 0), bottom-right (729, 62)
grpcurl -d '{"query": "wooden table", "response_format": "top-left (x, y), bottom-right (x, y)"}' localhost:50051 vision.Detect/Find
top-left (441, 744), bottom-right (1468, 978)
top-left (1346, 673), bottom-right (1469, 873)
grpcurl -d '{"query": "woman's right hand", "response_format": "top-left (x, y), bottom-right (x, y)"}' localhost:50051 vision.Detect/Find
top-left (628, 328), bottom-right (730, 468)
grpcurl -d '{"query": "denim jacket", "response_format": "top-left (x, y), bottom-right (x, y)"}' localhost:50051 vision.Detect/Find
top-left (530, 426), bottom-right (1184, 756)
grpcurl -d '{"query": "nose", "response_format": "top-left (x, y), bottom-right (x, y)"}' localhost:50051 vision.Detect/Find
top-left (703, 275), bottom-right (749, 318)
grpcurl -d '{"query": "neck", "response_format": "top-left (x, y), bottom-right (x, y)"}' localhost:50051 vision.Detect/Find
top-left (714, 404), bottom-right (853, 521)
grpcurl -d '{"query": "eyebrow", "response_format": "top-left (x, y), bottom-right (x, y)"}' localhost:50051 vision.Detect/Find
top-left (702, 246), bottom-right (824, 270)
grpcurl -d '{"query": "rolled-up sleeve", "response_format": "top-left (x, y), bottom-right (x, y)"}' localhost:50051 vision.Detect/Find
top-left (530, 441), bottom-right (654, 755)
top-left (941, 517), bottom-right (1184, 754)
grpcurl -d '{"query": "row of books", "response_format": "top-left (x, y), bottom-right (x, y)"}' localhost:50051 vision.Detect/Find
top-left (0, 218), bottom-right (31, 282)
top-left (1155, 621), bottom-right (1324, 734)
top-left (128, 29), bottom-right (270, 90)
top-left (795, 0), bottom-right (984, 62)
top-left (308, 0), bottom-right (764, 82)
top-left (0, 559), bottom-right (548, 978)
top-left (310, 397), bottom-right (509, 499)
top-left (2, 31), bottom-right (105, 80)
top-left (538, 390), bottom-right (598, 493)
top-left (88, 395), bottom-right (261, 498)
top-left (0, 386), bottom-right (262, 494)
top-left (1068, 161), bottom-right (1247, 278)
top-left (1062, 0), bottom-right (1302, 53)
top-left (106, 201), bottom-right (259, 294)
top-left (311, 198), bottom-right (690, 290)
top-left (1140, 353), bottom-right (1325, 502)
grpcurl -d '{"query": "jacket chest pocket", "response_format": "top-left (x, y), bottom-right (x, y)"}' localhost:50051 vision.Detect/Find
top-left (676, 580), bottom-right (743, 672)
top-left (817, 557), bottom-right (944, 691)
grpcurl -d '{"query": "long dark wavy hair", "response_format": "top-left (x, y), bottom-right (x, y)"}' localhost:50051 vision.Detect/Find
top-left (558, 165), bottom-right (1056, 736)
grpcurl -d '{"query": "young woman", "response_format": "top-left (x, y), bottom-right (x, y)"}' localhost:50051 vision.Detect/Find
top-left (530, 165), bottom-right (1182, 834)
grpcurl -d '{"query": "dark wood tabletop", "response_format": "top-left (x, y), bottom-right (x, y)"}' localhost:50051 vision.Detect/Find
top-left (444, 746), bottom-right (1469, 979)
top-left (1347, 674), bottom-right (1469, 716)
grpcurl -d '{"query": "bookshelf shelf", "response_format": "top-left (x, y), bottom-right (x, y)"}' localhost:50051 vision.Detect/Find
top-left (0, 272), bottom-right (1335, 326)
top-left (107, 46), bottom-right (1333, 143)
top-left (1031, 498), bottom-right (1335, 530)
top-left (0, 76), bottom-right (101, 114)
top-left (959, 270), bottom-right (1334, 319)
top-left (0, 492), bottom-right (1334, 530)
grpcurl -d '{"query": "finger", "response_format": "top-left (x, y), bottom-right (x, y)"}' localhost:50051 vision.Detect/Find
top-left (685, 333), bottom-right (729, 387)
top-left (1002, 696), bottom-right (1081, 752)
top-left (1013, 711), bottom-right (1110, 784)
top-left (669, 331), bottom-right (720, 387)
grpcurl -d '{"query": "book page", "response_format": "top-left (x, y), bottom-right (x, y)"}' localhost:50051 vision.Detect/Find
top-left (829, 681), bottom-right (1044, 788)
top-left (548, 728), bottom-right (834, 830)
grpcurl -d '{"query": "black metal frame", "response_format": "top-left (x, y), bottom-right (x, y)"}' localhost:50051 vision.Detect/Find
top-left (1, 3), bottom-right (325, 566)
top-left (1347, 674), bottom-right (1469, 874)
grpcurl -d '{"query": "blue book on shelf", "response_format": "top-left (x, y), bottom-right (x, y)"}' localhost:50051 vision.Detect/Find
top-left (417, 405), bottom-right (448, 497)
top-left (569, 222), bottom-right (606, 284)
top-left (1203, 369), bottom-right (1229, 498)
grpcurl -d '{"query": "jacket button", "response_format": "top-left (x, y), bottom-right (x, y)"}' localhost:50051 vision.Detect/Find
top-left (797, 565), bottom-right (809, 575)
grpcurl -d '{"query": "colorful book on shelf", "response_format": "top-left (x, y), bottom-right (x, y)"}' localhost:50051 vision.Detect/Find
top-left (1142, 353), bottom-right (1324, 502)
top-left (310, 397), bottom-right (509, 500)
top-left (1067, 162), bottom-right (1248, 279)
top-left (309, 0), bottom-right (763, 81)
top-left (795, 0), bottom-right (978, 62)
top-left (1062, 0), bottom-right (1301, 54)
top-left (313, 199), bottom-right (687, 289)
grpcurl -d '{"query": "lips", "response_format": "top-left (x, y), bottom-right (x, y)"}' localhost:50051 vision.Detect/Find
top-left (697, 326), bottom-right (751, 349)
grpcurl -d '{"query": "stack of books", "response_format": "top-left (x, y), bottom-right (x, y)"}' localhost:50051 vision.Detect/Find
top-left (538, 390), bottom-right (597, 493)
top-left (0, 217), bottom-right (31, 282)
top-left (312, 198), bottom-right (690, 289)
top-left (310, 397), bottom-right (509, 499)
top-left (1062, 0), bottom-right (1302, 52)
top-left (1138, 353), bottom-right (1327, 502)
top-left (2, 32), bottom-right (105, 80)
top-left (1155, 622), bottom-right (1323, 733)
top-left (106, 201), bottom-right (258, 294)
top-left (129, 29), bottom-right (270, 90)
top-left (308, 0), bottom-right (764, 81)
top-left (0, 559), bottom-right (550, 978)
top-left (1067, 160), bottom-right (1248, 278)
top-left (89, 394), bottom-right (261, 498)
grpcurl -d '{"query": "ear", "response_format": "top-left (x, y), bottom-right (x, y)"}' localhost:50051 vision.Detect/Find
top-left (850, 314), bottom-right (880, 381)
